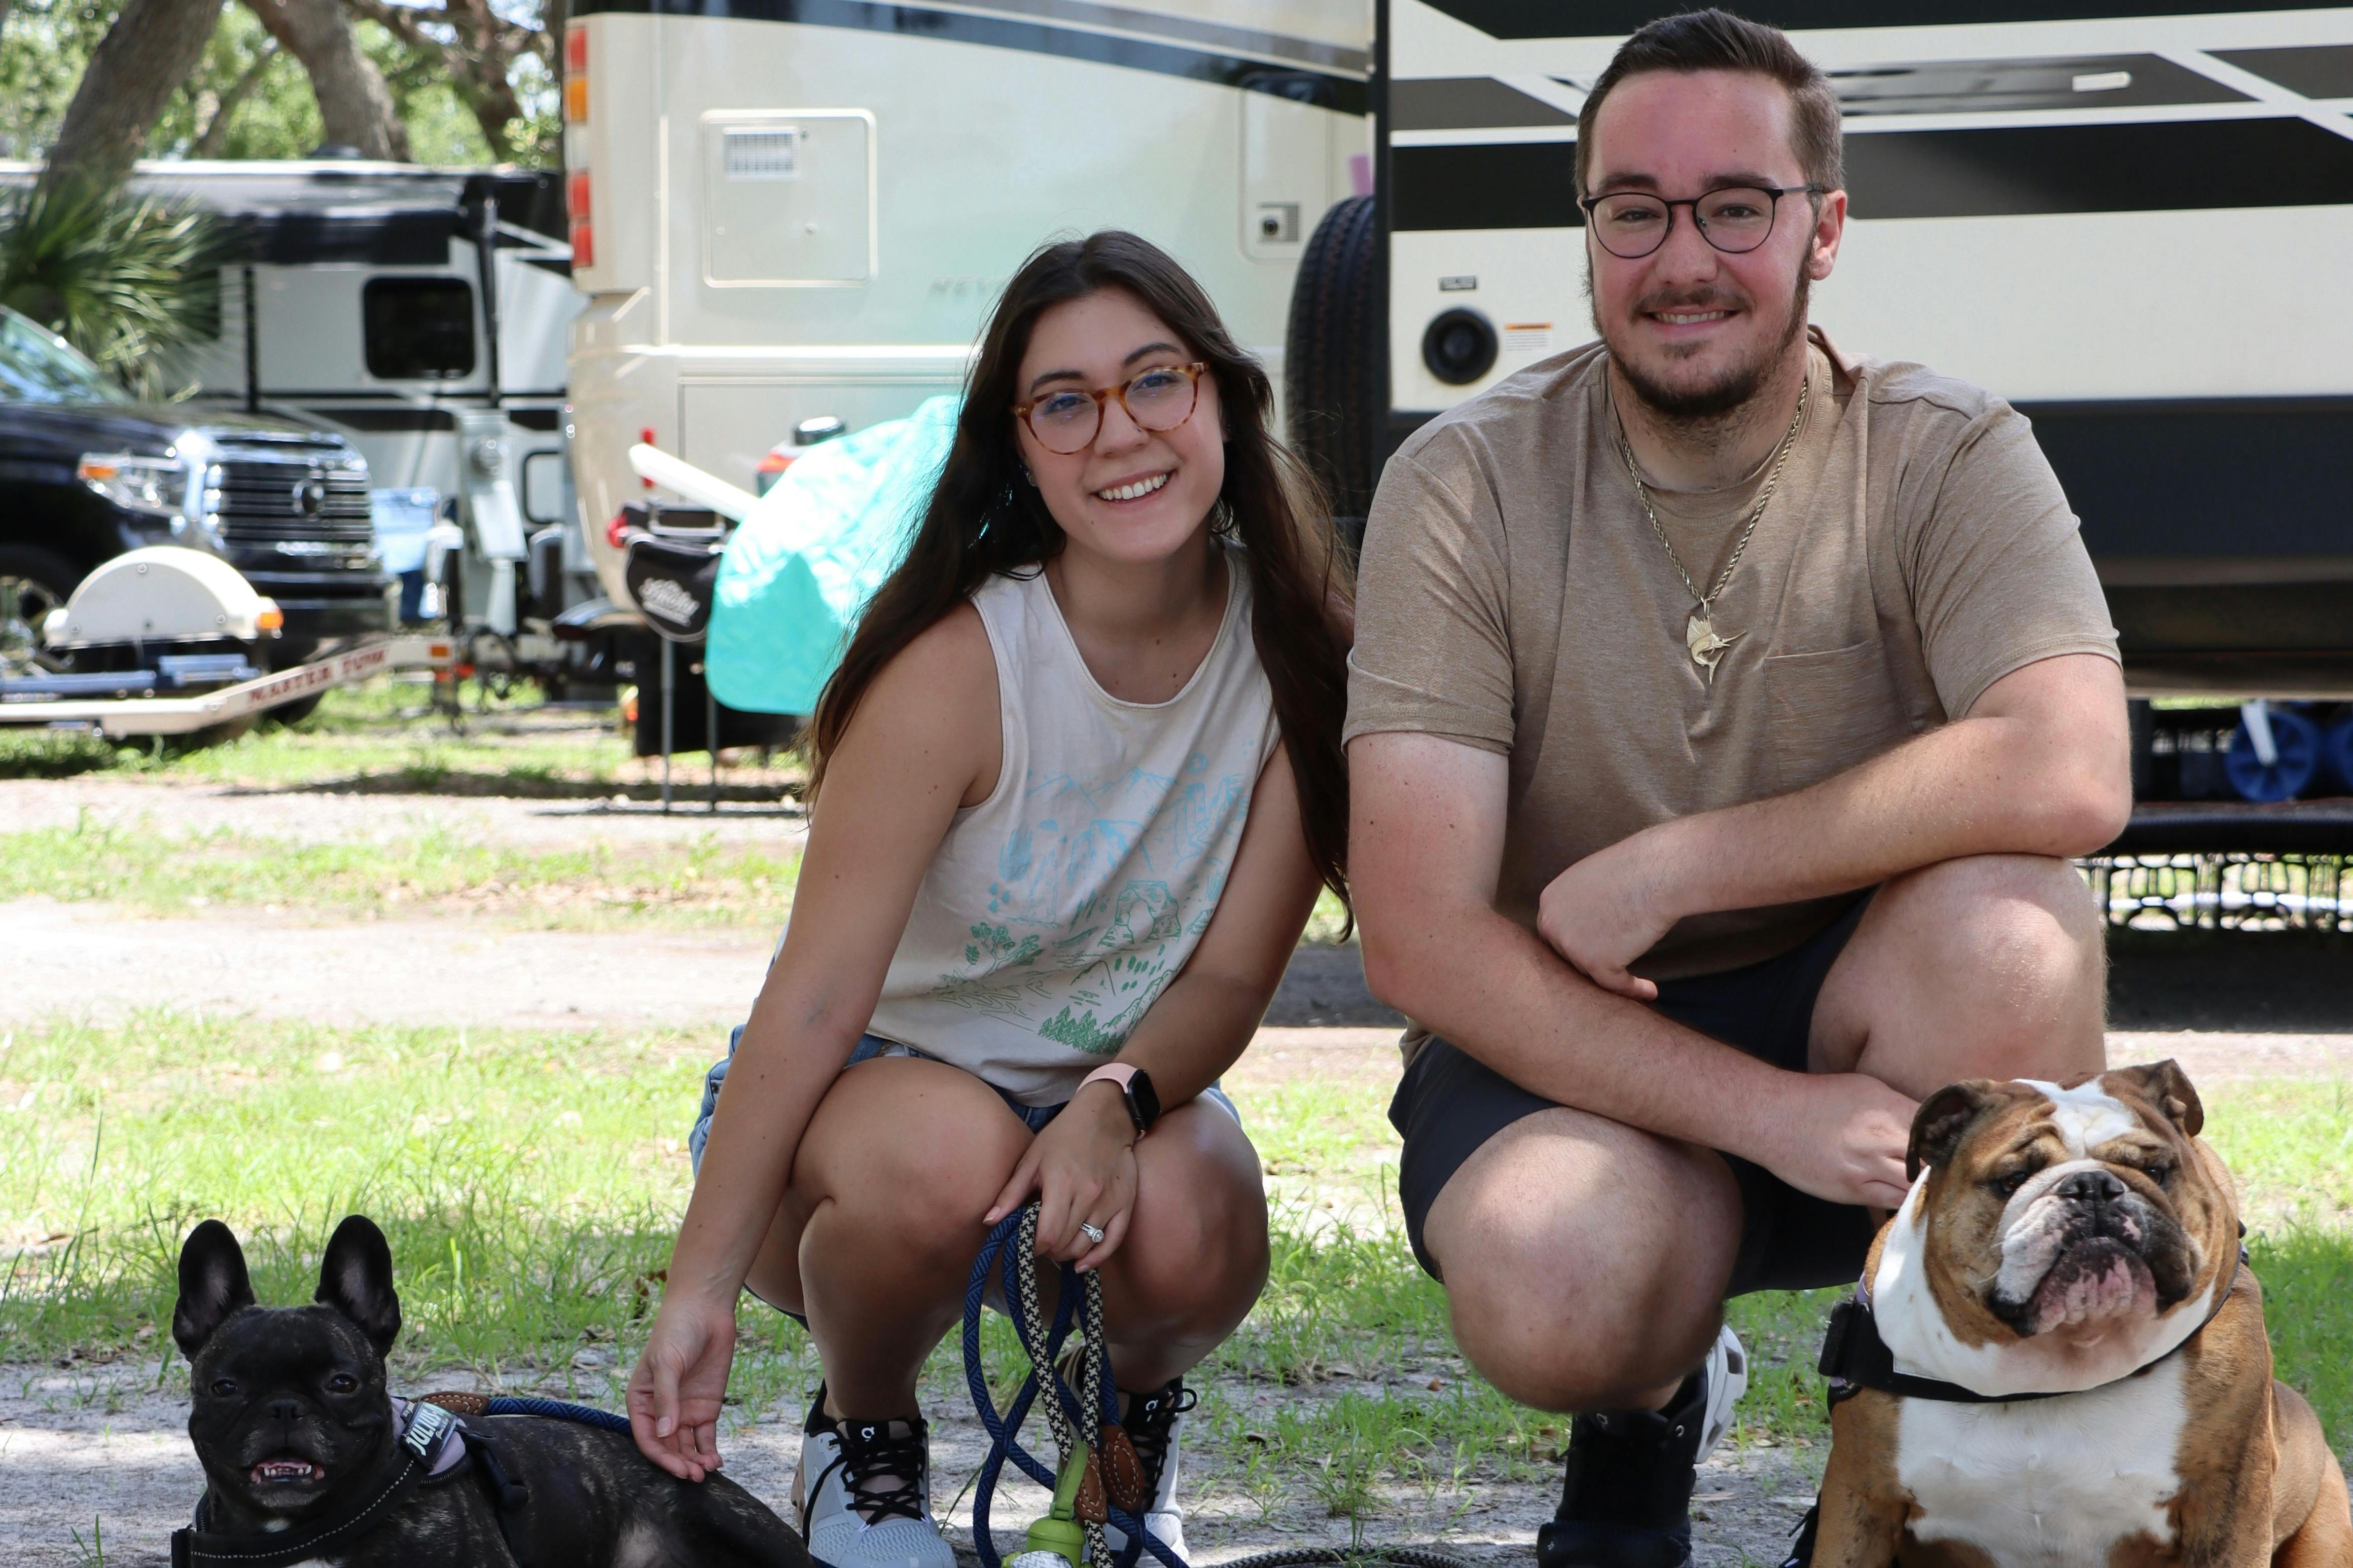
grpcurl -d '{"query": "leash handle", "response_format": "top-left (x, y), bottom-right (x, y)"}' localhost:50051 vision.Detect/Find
top-left (965, 1205), bottom-right (1188, 1568)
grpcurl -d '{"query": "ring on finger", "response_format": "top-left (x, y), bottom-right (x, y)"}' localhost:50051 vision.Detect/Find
top-left (1079, 1221), bottom-right (1107, 1246)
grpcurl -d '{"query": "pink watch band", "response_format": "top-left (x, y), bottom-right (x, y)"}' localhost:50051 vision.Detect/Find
top-left (1078, 1063), bottom-right (1140, 1129)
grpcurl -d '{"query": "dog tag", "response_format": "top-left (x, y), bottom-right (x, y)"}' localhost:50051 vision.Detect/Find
top-left (1098, 1425), bottom-right (1147, 1512)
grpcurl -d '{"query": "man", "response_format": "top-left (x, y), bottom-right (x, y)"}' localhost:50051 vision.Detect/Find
top-left (1345, 11), bottom-right (2131, 1567)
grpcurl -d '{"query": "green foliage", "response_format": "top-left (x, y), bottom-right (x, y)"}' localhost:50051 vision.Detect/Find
top-left (0, 0), bottom-right (114, 162)
top-left (0, 178), bottom-right (230, 397)
top-left (0, 0), bottom-right (547, 169)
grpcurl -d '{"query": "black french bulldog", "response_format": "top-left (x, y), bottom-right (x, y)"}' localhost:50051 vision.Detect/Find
top-left (172, 1214), bottom-right (809, 1567)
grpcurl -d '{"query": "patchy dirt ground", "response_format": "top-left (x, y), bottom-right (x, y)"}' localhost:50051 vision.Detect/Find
top-left (5, 774), bottom-right (2350, 1564)
top-left (0, 1357), bottom-right (1830, 1568)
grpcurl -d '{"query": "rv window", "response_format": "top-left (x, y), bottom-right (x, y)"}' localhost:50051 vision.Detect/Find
top-left (363, 277), bottom-right (477, 380)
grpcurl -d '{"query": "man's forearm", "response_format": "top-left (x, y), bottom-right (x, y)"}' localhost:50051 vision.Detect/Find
top-left (1367, 901), bottom-right (1809, 1163)
top-left (1646, 670), bottom-right (2129, 922)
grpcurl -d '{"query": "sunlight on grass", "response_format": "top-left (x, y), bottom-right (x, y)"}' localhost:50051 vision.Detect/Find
top-left (0, 816), bottom-right (803, 930)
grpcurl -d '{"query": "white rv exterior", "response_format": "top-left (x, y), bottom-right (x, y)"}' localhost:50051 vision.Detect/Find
top-left (561, 0), bottom-right (1374, 609)
top-left (0, 160), bottom-right (602, 642)
top-left (1373, 1), bottom-right (2353, 699)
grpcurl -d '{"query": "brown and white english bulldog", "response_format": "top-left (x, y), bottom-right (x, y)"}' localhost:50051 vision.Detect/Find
top-left (1810, 1062), bottom-right (2351, 1568)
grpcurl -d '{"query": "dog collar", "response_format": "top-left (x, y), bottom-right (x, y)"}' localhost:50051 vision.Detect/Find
top-left (1819, 1242), bottom-right (2249, 1407)
top-left (170, 1400), bottom-right (463, 1567)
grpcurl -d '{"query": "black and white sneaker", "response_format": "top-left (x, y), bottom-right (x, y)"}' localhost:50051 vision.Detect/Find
top-left (794, 1387), bottom-right (955, 1568)
top-left (1535, 1326), bottom-right (1748, 1568)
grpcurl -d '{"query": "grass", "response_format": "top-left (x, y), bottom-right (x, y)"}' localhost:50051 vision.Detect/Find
top-left (0, 679), bottom-right (804, 796)
top-left (0, 813), bottom-right (805, 930)
top-left (3, 1011), bottom-right (2346, 1542)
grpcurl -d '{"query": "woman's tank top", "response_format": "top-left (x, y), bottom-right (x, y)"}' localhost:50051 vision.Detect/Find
top-left (865, 546), bottom-right (1278, 1104)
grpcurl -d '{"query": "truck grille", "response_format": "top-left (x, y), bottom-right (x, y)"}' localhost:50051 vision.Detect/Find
top-left (211, 455), bottom-right (375, 553)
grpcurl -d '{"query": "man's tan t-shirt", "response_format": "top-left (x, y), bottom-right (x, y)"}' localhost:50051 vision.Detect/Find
top-left (1345, 327), bottom-right (2119, 981)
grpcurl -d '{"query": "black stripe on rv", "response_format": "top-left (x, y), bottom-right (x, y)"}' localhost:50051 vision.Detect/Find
top-left (1415, 0), bottom-right (2353, 40)
top-left (566, 0), bottom-right (1365, 114)
top-left (1392, 55), bottom-right (2258, 131)
top-left (1391, 117), bottom-right (2353, 230)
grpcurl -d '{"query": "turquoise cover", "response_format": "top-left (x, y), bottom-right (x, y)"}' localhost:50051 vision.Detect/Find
top-left (706, 395), bottom-right (958, 716)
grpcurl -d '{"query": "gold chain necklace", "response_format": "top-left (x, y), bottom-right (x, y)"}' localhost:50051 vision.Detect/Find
top-left (1613, 374), bottom-right (1810, 686)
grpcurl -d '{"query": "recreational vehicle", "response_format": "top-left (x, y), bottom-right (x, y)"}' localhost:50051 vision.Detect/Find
top-left (559, 0), bottom-right (1375, 613)
top-left (1282, 1), bottom-right (2353, 816)
top-left (0, 160), bottom-right (608, 678)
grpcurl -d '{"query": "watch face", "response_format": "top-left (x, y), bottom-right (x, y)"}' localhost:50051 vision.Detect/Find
top-left (1127, 1070), bottom-right (1160, 1132)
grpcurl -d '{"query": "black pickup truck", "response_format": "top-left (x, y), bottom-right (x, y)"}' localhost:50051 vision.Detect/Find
top-left (0, 305), bottom-right (390, 677)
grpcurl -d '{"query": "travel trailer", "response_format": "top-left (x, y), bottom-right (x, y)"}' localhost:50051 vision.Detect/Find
top-left (559, 0), bottom-right (1376, 612)
top-left (1280, 0), bottom-right (2353, 819)
top-left (0, 160), bottom-right (608, 676)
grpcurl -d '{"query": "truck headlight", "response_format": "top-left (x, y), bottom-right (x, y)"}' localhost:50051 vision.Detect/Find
top-left (78, 453), bottom-right (190, 517)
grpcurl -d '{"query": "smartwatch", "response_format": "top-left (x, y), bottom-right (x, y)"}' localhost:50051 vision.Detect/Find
top-left (1078, 1063), bottom-right (1160, 1137)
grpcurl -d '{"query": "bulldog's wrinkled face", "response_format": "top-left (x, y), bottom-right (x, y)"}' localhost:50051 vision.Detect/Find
top-left (174, 1216), bottom-right (405, 1524)
top-left (1903, 1062), bottom-right (2235, 1351)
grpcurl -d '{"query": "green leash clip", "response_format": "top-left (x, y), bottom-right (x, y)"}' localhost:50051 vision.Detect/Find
top-left (1019, 1447), bottom-right (1091, 1568)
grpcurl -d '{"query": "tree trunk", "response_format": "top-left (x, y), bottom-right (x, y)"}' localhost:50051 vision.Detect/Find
top-left (243, 0), bottom-right (410, 161)
top-left (192, 39), bottom-right (280, 157)
top-left (36, 0), bottom-right (226, 200)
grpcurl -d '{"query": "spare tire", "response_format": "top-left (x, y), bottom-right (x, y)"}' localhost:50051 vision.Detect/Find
top-left (1284, 194), bottom-right (1380, 534)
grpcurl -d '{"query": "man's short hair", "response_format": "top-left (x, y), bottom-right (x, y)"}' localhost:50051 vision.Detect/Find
top-left (1575, 9), bottom-right (1844, 199)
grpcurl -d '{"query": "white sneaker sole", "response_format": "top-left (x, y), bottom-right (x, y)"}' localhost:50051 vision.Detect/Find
top-left (1697, 1323), bottom-right (1749, 1463)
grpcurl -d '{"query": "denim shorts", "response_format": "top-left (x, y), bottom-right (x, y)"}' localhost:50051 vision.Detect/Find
top-left (688, 1028), bottom-right (1238, 1177)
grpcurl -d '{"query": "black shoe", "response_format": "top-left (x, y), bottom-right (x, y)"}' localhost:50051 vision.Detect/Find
top-left (1534, 1371), bottom-right (1712, 1568)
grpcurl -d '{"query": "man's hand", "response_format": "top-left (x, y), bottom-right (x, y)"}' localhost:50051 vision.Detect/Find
top-left (1536, 830), bottom-right (1676, 1000)
top-left (1757, 1073), bottom-right (1918, 1211)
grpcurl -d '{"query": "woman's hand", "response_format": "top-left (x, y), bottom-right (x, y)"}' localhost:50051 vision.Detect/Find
top-left (984, 1082), bottom-right (1139, 1272)
top-left (626, 1288), bottom-right (740, 1481)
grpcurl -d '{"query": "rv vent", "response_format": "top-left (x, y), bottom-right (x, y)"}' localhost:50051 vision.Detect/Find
top-left (724, 128), bottom-right (799, 180)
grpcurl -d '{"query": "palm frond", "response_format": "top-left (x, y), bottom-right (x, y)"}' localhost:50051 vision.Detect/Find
top-left (0, 179), bottom-right (233, 402)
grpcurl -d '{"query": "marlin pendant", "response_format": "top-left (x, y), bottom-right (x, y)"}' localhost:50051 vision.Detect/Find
top-left (1686, 611), bottom-right (1742, 684)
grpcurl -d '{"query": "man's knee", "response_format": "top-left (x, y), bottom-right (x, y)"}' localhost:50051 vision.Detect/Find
top-left (1440, 1226), bottom-right (1719, 1410)
top-left (1902, 853), bottom-right (2100, 992)
top-left (1866, 853), bottom-right (2106, 1078)
top-left (1427, 1122), bottom-right (1735, 1410)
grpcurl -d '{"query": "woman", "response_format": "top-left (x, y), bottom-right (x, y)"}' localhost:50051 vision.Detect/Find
top-left (627, 231), bottom-right (1352, 1568)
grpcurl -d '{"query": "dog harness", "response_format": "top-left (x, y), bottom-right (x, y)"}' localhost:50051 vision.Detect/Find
top-left (171, 1400), bottom-right (468, 1567)
top-left (169, 1395), bottom-right (623, 1568)
top-left (1818, 1239), bottom-right (2248, 1408)
top-left (1784, 1238), bottom-right (2250, 1568)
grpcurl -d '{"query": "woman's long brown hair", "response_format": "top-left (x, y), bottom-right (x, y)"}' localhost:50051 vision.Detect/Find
top-left (807, 230), bottom-right (1353, 910)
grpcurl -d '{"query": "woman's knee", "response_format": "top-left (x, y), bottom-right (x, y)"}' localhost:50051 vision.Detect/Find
top-left (796, 1063), bottom-right (1031, 1251)
top-left (1110, 1117), bottom-right (1270, 1328)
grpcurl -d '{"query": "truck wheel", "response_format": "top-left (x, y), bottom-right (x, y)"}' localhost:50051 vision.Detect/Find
top-left (0, 546), bottom-right (81, 679)
top-left (1284, 194), bottom-right (1380, 534)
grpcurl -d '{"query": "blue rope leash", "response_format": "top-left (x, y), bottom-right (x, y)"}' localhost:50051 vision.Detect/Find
top-left (479, 1396), bottom-right (634, 1433)
top-left (964, 1206), bottom-right (1188, 1568)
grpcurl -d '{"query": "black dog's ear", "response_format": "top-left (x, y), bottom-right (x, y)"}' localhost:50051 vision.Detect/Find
top-left (2109, 1059), bottom-right (2204, 1138)
top-left (174, 1220), bottom-right (258, 1360)
top-left (1907, 1080), bottom-right (2003, 1183)
top-left (315, 1216), bottom-right (401, 1357)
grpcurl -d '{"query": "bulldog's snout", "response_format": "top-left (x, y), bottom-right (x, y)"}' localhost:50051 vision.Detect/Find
top-left (2055, 1168), bottom-right (2127, 1206)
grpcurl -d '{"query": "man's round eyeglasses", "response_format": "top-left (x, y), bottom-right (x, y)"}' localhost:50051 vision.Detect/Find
top-left (1013, 362), bottom-right (1208, 455)
top-left (1578, 184), bottom-right (1826, 261)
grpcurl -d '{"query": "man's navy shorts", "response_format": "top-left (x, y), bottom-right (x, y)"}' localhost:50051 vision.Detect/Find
top-left (1388, 895), bottom-right (1879, 1298)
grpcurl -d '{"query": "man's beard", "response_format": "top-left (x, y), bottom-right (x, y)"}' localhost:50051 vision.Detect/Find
top-left (1593, 260), bottom-right (1811, 426)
